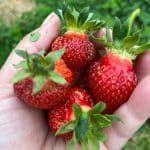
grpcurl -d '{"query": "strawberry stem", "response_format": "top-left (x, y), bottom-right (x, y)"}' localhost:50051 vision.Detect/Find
top-left (91, 8), bottom-right (149, 60)
top-left (127, 8), bottom-right (141, 36)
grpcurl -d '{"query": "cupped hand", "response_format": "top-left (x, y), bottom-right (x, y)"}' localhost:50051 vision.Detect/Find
top-left (0, 13), bottom-right (149, 150)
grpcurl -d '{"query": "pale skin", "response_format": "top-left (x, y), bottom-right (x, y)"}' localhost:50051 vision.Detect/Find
top-left (0, 13), bottom-right (150, 150)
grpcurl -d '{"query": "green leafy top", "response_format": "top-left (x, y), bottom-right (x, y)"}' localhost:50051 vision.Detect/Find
top-left (13, 49), bottom-right (68, 93)
top-left (56, 102), bottom-right (119, 150)
top-left (92, 9), bottom-right (150, 59)
top-left (59, 6), bottom-right (104, 34)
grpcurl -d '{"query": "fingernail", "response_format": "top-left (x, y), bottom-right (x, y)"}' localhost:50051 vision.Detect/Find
top-left (42, 12), bottom-right (56, 26)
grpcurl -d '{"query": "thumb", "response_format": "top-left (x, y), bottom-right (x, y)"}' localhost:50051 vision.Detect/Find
top-left (0, 12), bottom-right (60, 84)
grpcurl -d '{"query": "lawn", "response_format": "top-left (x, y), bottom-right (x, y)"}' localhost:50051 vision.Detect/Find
top-left (0, 0), bottom-right (149, 149)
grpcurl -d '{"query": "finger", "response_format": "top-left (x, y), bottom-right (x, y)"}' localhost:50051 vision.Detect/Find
top-left (43, 133), bottom-right (57, 150)
top-left (0, 13), bottom-right (60, 84)
top-left (135, 51), bottom-right (150, 81)
top-left (44, 135), bottom-right (108, 150)
top-left (93, 28), bottom-right (112, 49)
top-left (73, 142), bottom-right (107, 150)
top-left (104, 75), bottom-right (150, 150)
top-left (64, 141), bottom-right (107, 150)
top-left (53, 137), bottom-right (66, 150)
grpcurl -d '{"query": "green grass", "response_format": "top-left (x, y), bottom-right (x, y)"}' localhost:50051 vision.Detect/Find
top-left (0, 0), bottom-right (150, 67)
top-left (123, 120), bottom-right (150, 150)
top-left (0, 4), bottom-right (52, 67)
top-left (0, 0), bottom-right (150, 149)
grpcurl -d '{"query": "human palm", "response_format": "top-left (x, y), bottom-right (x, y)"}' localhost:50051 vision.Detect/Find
top-left (0, 13), bottom-right (149, 150)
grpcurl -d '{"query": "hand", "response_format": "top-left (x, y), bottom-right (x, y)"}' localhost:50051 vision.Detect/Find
top-left (0, 13), bottom-right (149, 150)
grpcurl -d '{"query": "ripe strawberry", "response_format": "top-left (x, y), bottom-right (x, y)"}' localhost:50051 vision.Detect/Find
top-left (13, 49), bottom-right (77, 109)
top-left (48, 87), bottom-right (117, 149)
top-left (48, 87), bottom-right (93, 139)
top-left (88, 53), bottom-right (137, 113)
top-left (51, 7), bottom-right (104, 71)
top-left (87, 9), bottom-right (150, 113)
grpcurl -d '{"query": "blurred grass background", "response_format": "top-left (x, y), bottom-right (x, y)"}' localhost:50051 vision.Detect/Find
top-left (0, 0), bottom-right (149, 149)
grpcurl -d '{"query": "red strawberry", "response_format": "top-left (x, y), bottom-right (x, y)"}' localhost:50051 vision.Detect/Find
top-left (87, 9), bottom-right (150, 113)
top-left (48, 87), bottom-right (117, 149)
top-left (48, 87), bottom-right (93, 139)
top-left (51, 7), bottom-right (104, 71)
top-left (88, 53), bottom-right (137, 113)
top-left (13, 49), bottom-right (77, 109)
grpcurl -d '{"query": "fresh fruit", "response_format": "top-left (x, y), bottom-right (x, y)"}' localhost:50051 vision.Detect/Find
top-left (87, 53), bottom-right (137, 113)
top-left (48, 87), bottom-right (93, 140)
top-left (51, 7), bottom-right (104, 71)
top-left (13, 49), bottom-right (76, 109)
top-left (48, 87), bottom-right (117, 149)
top-left (87, 9), bottom-right (150, 113)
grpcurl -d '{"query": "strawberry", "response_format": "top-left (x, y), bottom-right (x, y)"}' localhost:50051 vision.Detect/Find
top-left (87, 9), bottom-right (150, 113)
top-left (48, 87), bottom-right (117, 149)
top-left (87, 53), bottom-right (137, 113)
top-left (51, 7), bottom-right (104, 71)
top-left (13, 49), bottom-right (77, 109)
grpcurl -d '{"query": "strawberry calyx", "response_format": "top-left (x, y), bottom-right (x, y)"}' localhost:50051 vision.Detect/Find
top-left (64, 31), bottom-right (88, 39)
top-left (92, 9), bottom-right (150, 60)
top-left (59, 6), bottom-right (104, 35)
top-left (13, 49), bottom-right (68, 93)
top-left (56, 102), bottom-right (119, 150)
